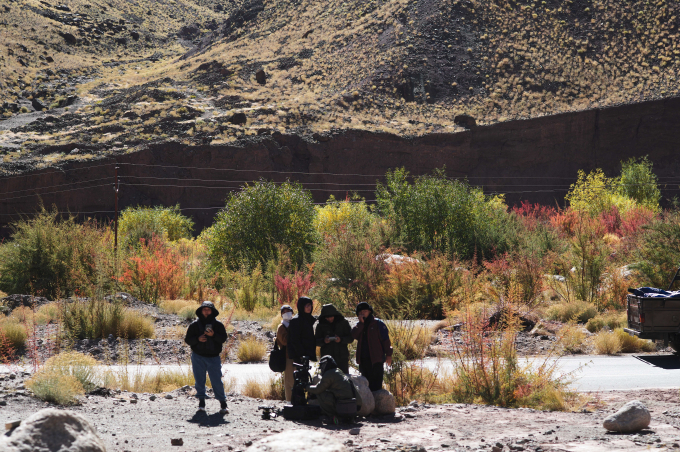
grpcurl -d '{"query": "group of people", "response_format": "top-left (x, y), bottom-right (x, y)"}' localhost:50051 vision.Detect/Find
top-left (276, 297), bottom-right (393, 418)
top-left (182, 297), bottom-right (393, 420)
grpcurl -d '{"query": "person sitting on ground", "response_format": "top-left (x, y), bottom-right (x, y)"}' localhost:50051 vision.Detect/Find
top-left (351, 302), bottom-right (393, 392)
top-left (314, 303), bottom-right (353, 374)
top-left (276, 304), bottom-right (295, 402)
top-left (287, 296), bottom-right (317, 365)
top-left (184, 301), bottom-right (229, 414)
top-left (306, 355), bottom-right (362, 421)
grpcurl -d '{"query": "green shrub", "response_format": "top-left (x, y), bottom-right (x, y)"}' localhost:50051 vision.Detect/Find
top-left (593, 330), bottom-right (622, 355)
top-left (40, 351), bottom-right (99, 392)
top-left (547, 301), bottom-right (598, 324)
top-left (0, 209), bottom-right (114, 299)
top-left (26, 370), bottom-right (84, 405)
top-left (202, 181), bottom-right (316, 271)
top-left (314, 196), bottom-right (375, 239)
top-left (632, 211), bottom-right (680, 288)
top-left (376, 168), bottom-right (515, 261)
top-left (616, 156), bottom-right (661, 212)
top-left (0, 319), bottom-right (27, 350)
top-left (61, 299), bottom-right (154, 340)
top-left (119, 205), bottom-right (194, 247)
top-left (615, 328), bottom-right (656, 353)
top-left (585, 311), bottom-right (627, 333)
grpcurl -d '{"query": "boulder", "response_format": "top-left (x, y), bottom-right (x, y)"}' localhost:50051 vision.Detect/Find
top-left (603, 400), bottom-right (651, 432)
top-left (372, 389), bottom-right (396, 415)
top-left (228, 112), bottom-right (247, 125)
top-left (31, 98), bottom-right (47, 111)
top-left (1, 294), bottom-right (51, 311)
top-left (1, 408), bottom-right (106, 452)
top-left (59, 32), bottom-right (77, 45)
top-left (350, 375), bottom-right (374, 417)
top-left (247, 429), bottom-right (346, 452)
top-left (453, 114), bottom-right (477, 129)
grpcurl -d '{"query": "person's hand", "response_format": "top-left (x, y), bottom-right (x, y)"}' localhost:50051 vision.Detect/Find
top-left (334, 336), bottom-right (341, 343)
top-left (198, 334), bottom-right (207, 342)
top-left (205, 329), bottom-right (214, 337)
top-left (324, 336), bottom-right (330, 344)
top-left (358, 313), bottom-right (364, 323)
top-left (386, 356), bottom-right (392, 366)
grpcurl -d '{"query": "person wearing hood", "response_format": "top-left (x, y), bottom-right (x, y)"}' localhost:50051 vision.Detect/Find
top-left (184, 301), bottom-right (229, 414)
top-left (314, 304), bottom-right (353, 374)
top-left (287, 296), bottom-right (317, 364)
top-left (351, 302), bottom-right (393, 391)
top-left (307, 355), bottom-right (362, 422)
top-left (276, 304), bottom-right (295, 401)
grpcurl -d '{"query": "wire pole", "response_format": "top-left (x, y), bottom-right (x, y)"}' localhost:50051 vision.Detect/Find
top-left (114, 165), bottom-right (119, 252)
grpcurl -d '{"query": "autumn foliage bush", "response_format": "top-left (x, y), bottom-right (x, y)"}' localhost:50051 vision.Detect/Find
top-left (120, 236), bottom-right (185, 304)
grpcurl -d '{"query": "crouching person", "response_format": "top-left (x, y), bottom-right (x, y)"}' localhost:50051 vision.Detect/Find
top-left (184, 301), bottom-right (229, 415)
top-left (307, 355), bottom-right (362, 423)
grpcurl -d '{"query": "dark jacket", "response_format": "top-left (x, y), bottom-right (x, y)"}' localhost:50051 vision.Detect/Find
top-left (307, 368), bottom-right (363, 408)
top-left (287, 297), bottom-right (317, 362)
top-left (185, 301), bottom-right (228, 358)
top-left (351, 315), bottom-right (393, 365)
top-left (314, 304), bottom-right (353, 367)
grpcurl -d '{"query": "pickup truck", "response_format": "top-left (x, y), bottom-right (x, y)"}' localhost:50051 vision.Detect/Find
top-left (625, 269), bottom-right (680, 352)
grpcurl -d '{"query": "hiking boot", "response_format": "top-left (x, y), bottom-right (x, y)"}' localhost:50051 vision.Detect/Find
top-left (198, 398), bottom-right (206, 412)
top-left (219, 400), bottom-right (229, 415)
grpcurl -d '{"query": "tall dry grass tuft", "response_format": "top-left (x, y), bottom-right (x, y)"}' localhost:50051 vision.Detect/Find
top-left (237, 336), bottom-right (267, 363)
top-left (241, 376), bottom-right (285, 400)
top-left (26, 351), bottom-right (98, 405)
top-left (593, 331), bottom-right (622, 355)
top-left (61, 298), bottom-right (154, 340)
top-left (386, 321), bottom-right (433, 361)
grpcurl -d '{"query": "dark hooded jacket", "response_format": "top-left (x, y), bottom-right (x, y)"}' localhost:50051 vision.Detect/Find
top-left (351, 303), bottom-right (393, 365)
top-left (314, 304), bottom-right (353, 367)
top-left (287, 297), bottom-right (317, 362)
top-left (184, 301), bottom-right (228, 357)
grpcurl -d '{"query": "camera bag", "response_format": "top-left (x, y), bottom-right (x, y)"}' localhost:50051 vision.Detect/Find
top-left (268, 340), bottom-right (287, 373)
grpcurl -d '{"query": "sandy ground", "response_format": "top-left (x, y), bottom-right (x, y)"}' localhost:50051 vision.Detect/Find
top-left (2, 371), bottom-right (680, 452)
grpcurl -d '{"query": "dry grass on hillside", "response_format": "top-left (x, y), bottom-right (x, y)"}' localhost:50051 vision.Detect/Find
top-left (2, 0), bottom-right (680, 160)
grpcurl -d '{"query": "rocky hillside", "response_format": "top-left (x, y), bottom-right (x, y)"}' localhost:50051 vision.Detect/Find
top-left (1, 0), bottom-right (680, 173)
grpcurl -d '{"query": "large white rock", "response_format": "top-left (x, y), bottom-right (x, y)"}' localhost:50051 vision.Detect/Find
top-left (603, 400), bottom-right (651, 433)
top-left (372, 389), bottom-right (396, 415)
top-left (350, 375), bottom-right (375, 417)
top-left (247, 429), bottom-right (346, 452)
top-left (1, 408), bottom-right (106, 452)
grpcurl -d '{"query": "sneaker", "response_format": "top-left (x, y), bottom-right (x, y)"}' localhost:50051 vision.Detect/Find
top-left (219, 400), bottom-right (229, 415)
top-left (198, 398), bottom-right (206, 412)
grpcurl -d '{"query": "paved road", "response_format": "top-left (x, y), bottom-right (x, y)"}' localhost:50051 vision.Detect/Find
top-left (3, 355), bottom-right (679, 392)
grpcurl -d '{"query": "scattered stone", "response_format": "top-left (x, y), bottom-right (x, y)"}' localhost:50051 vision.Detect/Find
top-left (171, 438), bottom-right (183, 446)
top-left (372, 389), bottom-right (396, 415)
top-left (1, 408), bottom-right (106, 452)
top-left (165, 394), bottom-right (173, 399)
top-left (349, 428), bottom-right (360, 435)
top-left (59, 31), bottom-right (77, 45)
top-left (246, 430), bottom-right (347, 451)
top-left (603, 400), bottom-right (651, 432)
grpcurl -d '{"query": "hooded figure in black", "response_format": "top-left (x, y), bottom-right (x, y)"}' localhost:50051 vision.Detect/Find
top-left (314, 304), bottom-right (353, 373)
top-left (287, 296), bottom-right (317, 363)
top-left (184, 301), bottom-right (229, 414)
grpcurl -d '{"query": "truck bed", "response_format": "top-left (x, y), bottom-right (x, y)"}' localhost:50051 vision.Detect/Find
top-left (626, 294), bottom-right (680, 339)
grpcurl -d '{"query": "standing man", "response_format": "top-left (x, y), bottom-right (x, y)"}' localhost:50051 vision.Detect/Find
top-left (351, 302), bottom-right (392, 391)
top-left (315, 304), bottom-right (353, 374)
top-left (185, 301), bottom-right (229, 414)
top-left (287, 296), bottom-right (317, 364)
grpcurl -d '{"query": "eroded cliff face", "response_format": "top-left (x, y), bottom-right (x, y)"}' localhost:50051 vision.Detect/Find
top-left (3, 96), bottom-right (680, 234)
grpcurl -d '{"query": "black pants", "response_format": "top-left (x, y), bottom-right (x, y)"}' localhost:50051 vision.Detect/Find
top-left (359, 361), bottom-right (384, 391)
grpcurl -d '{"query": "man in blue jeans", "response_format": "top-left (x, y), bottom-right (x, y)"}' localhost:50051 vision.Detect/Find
top-left (184, 301), bottom-right (229, 414)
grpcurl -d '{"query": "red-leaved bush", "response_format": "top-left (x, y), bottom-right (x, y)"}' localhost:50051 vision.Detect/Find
top-left (119, 237), bottom-right (185, 304)
top-left (274, 267), bottom-right (316, 306)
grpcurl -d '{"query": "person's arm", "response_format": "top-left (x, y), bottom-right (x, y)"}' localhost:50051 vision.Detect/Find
top-left (184, 323), bottom-right (200, 346)
top-left (212, 322), bottom-right (228, 345)
top-left (378, 321), bottom-right (393, 364)
top-left (351, 321), bottom-right (364, 340)
top-left (314, 324), bottom-right (327, 347)
top-left (340, 319), bottom-right (354, 345)
top-left (276, 324), bottom-right (288, 347)
top-left (307, 373), bottom-right (333, 395)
